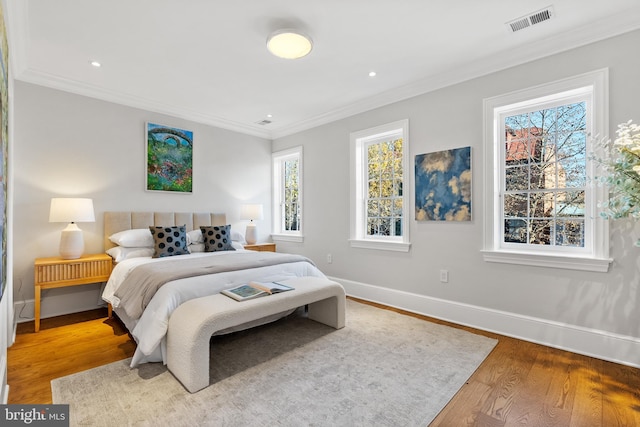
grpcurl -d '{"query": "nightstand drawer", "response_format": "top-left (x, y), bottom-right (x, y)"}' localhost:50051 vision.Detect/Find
top-left (35, 259), bottom-right (111, 286)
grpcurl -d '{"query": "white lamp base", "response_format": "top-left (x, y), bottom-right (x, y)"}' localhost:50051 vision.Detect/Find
top-left (245, 222), bottom-right (257, 245)
top-left (59, 223), bottom-right (85, 259)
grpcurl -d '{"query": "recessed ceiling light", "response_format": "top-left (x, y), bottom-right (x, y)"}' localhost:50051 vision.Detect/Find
top-left (369, 71), bottom-right (377, 77)
top-left (267, 29), bottom-right (313, 59)
top-left (267, 114), bottom-right (273, 118)
top-left (89, 60), bottom-right (101, 67)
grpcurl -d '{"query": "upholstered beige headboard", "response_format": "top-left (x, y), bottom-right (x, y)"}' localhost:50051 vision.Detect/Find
top-left (104, 211), bottom-right (227, 250)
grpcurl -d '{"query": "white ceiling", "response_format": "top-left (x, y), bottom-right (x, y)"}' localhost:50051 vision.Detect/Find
top-left (7, 1), bottom-right (640, 139)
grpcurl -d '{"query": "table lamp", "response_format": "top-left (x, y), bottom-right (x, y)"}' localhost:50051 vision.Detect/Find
top-left (240, 204), bottom-right (263, 245)
top-left (49, 198), bottom-right (95, 259)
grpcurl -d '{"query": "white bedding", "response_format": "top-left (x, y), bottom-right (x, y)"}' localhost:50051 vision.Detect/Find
top-left (102, 250), bottom-right (326, 367)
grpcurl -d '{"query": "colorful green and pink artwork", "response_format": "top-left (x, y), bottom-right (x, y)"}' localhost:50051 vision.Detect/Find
top-left (146, 123), bottom-right (193, 193)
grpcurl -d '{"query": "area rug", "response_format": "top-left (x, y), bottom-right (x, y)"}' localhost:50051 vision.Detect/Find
top-left (52, 299), bottom-right (497, 426)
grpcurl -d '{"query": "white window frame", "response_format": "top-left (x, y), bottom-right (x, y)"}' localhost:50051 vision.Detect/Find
top-left (350, 119), bottom-right (411, 252)
top-left (482, 69), bottom-right (612, 272)
top-left (272, 146), bottom-right (303, 243)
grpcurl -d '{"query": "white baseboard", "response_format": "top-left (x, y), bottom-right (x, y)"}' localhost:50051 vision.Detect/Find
top-left (330, 276), bottom-right (640, 368)
top-left (12, 275), bottom-right (640, 367)
top-left (13, 299), bottom-right (32, 322)
top-left (14, 299), bottom-right (106, 323)
top-left (14, 290), bottom-right (106, 324)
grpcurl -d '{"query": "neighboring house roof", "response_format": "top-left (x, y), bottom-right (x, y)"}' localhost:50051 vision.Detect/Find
top-left (505, 127), bottom-right (543, 162)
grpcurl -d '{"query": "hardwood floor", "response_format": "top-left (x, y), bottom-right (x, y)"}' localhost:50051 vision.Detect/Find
top-left (7, 300), bottom-right (640, 426)
top-left (361, 299), bottom-right (640, 427)
top-left (7, 308), bottom-right (135, 404)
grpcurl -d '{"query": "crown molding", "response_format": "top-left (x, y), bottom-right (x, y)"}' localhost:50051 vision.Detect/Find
top-left (5, 2), bottom-right (274, 139)
top-left (7, 0), bottom-right (640, 141)
top-left (271, 14), bottom-right (640, 139)
top-left (16, 68), bottom-right (273, 139)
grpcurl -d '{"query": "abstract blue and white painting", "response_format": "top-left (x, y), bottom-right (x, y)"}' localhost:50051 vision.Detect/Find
top-left (415, 147), bottom-right (471, 221)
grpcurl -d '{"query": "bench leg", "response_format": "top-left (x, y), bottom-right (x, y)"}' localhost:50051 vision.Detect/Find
top-left (187, 344), bottom-right (211, 393)
top-left (168, 329), bottom-right (212, 393)
top-left (308, 296), bottom-right (345, 329)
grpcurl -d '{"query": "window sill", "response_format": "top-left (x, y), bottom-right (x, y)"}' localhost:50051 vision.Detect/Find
top-left (349, 239), bottom-right (411, 252)
top-left (271, 234), bottom-right (304, 243)
top-left (481, 250), bottom-right (612, 272)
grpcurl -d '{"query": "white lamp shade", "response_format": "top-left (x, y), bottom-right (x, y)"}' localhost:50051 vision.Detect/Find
top-left (49, 198), bottom-right (95, 223)
top-left (240, 204), bottom-right (264, 221)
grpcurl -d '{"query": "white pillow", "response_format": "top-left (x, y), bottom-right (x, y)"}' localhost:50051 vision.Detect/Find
top-left (188, 229), bottom-right (244, 244)
top-left (109, 229), bottom-right (154, 248)
top-left (231, 241), bottom-right (245, 250)
top-left (189, 243), bottom-right (205, 252)
top-left (106, 246), bottom-right (154, 262)
top-left (187, 229), bottom-right (204, 245)
top-left (231, 230), bottom-right (246, 244)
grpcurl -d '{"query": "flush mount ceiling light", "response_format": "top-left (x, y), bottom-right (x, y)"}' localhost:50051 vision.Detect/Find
top-left (267, 29), bottom-right (313, 59)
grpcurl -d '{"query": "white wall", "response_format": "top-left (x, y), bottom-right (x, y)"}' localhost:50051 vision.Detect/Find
top-left (273, 30), bottom-right (640, 366)
top-left (10, 30), bottom-right (640, 367)
top-left (12, 81), bottom-right (273, 320)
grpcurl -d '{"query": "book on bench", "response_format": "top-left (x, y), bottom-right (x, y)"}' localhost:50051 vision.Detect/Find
top-left (221, 281), bottom-right (294, 301)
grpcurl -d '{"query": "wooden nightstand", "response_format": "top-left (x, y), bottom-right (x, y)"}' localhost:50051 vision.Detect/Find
top-left (34, 253), bottom-right (113, 332)
top-left (243, 243), bottom-right (276, 252)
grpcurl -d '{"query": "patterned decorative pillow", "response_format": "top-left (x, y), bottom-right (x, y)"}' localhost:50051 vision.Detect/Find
top-left (149, 225), bottom-right (190, 258)
top-left (200, 225), bottom-right (236, 252)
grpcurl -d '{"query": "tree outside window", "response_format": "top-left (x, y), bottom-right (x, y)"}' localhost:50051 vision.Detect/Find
top-left (350, 119), bottom-right (410, 252)
top-left (502, 102), bottom-right (587, 248)
top-left (283, 156), bottom-right (300, 232)
top-left (272, 147), bottom-right (303, 241)
top-left (483, 69), bottom-right (611, 272)
top-left (366, 137), bottom-right (404, 237)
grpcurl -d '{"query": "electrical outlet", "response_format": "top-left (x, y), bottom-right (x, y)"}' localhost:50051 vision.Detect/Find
top-left (439, 270), bottom-right (449, 283)
top-left (327, 253), bottom-right (333, 264)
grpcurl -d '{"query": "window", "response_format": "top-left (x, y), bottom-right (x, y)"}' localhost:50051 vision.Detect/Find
top-left (350, 120), bottom-right (410, 252)
top-left (482, 69), bottom-right (611, 271)
top-left (272, 146), bottom-right (303, 242)
top-left (503, 101), bottom-right (587, 248)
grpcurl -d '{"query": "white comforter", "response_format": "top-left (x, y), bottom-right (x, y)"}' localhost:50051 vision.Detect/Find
top-left (102, 251), bottom-right (326, 367)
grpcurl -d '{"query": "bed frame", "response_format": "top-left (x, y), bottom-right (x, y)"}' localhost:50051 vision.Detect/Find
top-left (104, 211), bottom-right (227, 250)
top-left (103, 211), bottom-right (227, 322)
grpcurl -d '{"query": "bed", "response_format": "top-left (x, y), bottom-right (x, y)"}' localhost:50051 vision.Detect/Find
top-left (101, 211), bottom-right (326, 367)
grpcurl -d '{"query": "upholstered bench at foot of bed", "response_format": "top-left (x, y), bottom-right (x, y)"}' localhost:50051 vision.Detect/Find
top-left (166, 276), bottom-right (346, 393)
